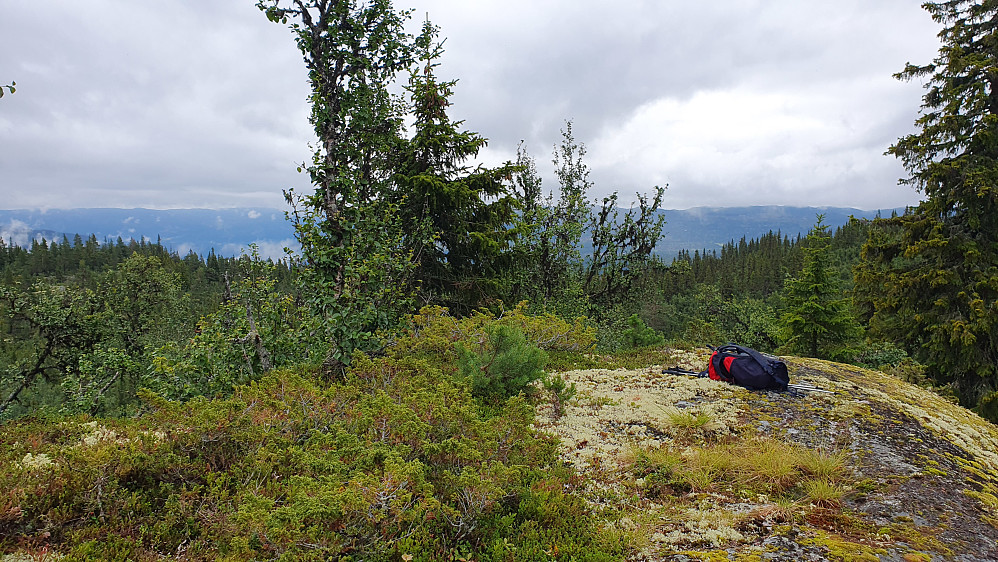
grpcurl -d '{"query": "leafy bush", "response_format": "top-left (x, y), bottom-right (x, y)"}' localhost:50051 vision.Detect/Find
top-left (674, 318), bottom-right (721, 349)
top-left (397, 303), bottom-right (593, 371)
top-left (852, 341), bottom-right (910, 369)
top-left (151, 254), bottom-right (329, 401)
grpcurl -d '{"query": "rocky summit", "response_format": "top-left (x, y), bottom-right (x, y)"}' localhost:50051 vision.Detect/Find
top-left (534, 348), bottom-right (998, 561)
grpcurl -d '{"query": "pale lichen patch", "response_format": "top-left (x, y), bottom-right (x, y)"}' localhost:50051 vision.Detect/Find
top-left (19, 452), bottom-right (54, 469)
top-left (535, 367), bottom-right (746, 470)
top-left (77, 420), bottom-right (150, 447)
top-left (654, 507), bottom-right (746, 548)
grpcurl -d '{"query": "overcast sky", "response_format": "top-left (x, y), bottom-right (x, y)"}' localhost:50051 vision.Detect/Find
top-left (0, 0), bottom-right (941, 211)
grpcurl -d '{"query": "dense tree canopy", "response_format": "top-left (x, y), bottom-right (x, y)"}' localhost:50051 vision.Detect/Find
top-left (858, 0), bottom-right (998, 412)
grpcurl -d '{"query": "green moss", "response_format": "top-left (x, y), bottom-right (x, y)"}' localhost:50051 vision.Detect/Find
top-left (881, 522), bottom-right (953, 556)
top-left (802, 530), bottom-right (885, 561)
top-left (854, 478), bottom-right (881, 493)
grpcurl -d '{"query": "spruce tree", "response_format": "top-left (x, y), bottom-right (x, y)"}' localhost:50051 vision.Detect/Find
top-left (395, 20), bottom-right (519, 313)
top-left (780, 216), bottom-right (859, 359)
top-left (857, 1), bottom-right (998, 412)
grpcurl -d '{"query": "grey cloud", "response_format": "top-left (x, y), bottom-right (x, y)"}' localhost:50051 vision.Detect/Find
top-left (2, 0), bottom-right (312, 210)
top-left (0, 220), bottom-right (32, 247)
top-left (1, 0), bottom-right (942, 211)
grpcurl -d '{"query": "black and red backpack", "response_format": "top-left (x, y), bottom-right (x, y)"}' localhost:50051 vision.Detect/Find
top-left (701, 343), bottom-right (789, 391)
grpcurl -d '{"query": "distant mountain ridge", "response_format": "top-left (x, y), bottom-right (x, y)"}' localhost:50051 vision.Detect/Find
top-left (0, 206), bottom-right (902, 260)
top-left (0, 208), bottom-right (294, 259)
top-left (653, 205), bottom-right (902, 257)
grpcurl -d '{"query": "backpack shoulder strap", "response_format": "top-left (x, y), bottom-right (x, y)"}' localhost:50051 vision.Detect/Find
top-left (718, 343), bottom-right (775, 375)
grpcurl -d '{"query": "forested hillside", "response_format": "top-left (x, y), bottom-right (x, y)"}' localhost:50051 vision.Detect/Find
top-left (2, 0), bottom-right (997, 559)
top-left (0, 204), bottom-right (891, 262)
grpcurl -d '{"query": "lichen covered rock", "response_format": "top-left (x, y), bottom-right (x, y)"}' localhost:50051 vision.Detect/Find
top-left (535, 350), bottom-right (998, 561)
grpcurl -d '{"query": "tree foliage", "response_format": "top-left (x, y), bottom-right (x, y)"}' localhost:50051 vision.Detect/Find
top-left (152, 249), bottom-right (327, 401)
top-left (513, 122), bottom-right (666, 321)
top-left (395, 20), bottom-right (519, 313)
top-left (258, 0), bottom-right (421, 371)
top-left (0, 235), bottom-right (298, 419)
top-left (511, 128), bottom-right (588, 316)
top-left (779, 216), bottom-right (860, 360)
top-left (0, 254), bottom-right (191, 418)
top-left (0, 281), bottom-right (101, 418)
top-left (585, 187), bottom-right (665, 314)
top-left (857, 0), bottom-right (998, 412)
top-left (622, 314), bottom-right (665, 349)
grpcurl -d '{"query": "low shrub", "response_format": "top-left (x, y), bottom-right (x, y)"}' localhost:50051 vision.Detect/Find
top-left (457, 324), bottom-right (547, 404)
top-left (399, 303), bottom-right (595, 368)
top-left (542, 373), bottom-right (577, 418)
top-left (1, 307), bottom-right (628, 561)
top-left (852, 341), bottom-right (910, 369)
top-left (622, 314), bottom-right (665, 349)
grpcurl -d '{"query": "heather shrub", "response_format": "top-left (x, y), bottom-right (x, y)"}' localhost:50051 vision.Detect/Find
top-left (397, 303), bottom-right (594, 370)
top-left (481, 476), bottom-right (631, 561)
top-left (1, 317), bottom-right (625, 560)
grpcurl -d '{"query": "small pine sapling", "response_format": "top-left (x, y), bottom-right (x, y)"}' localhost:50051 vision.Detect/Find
top-left (623, 314), bottom-right (665, 349)
top-left (542, 373), bottom-right (577, 418)
top-left (457, 325), bottom-right (547, 404)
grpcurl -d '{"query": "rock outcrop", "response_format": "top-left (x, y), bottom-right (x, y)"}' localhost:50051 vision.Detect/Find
top-left (535, 348), bottom-right (998, 561)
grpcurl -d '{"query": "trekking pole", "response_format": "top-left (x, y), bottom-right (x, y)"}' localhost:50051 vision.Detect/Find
top-left (786, 382), bottom-right (834, 394)
top-left (662, 367), bottom-right (705, 378)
